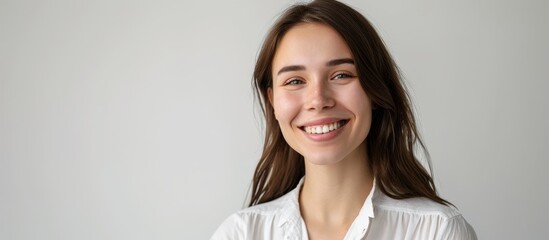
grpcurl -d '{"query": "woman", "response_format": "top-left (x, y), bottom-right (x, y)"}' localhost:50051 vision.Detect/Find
top-left (212, 0), bottom-right (476, 239)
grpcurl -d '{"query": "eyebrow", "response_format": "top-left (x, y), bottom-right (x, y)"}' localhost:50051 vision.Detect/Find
top-left (327, 58), bottom-right (355, 66)
top-left (276, 58), bottom-right (355, 76)
top-left (277, 65), bottom-right (305, 76)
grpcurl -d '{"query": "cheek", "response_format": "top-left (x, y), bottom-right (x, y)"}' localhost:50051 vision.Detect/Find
top-left (273, 92), bottom-right (301, 124)
top-left (342, 87), bottom-right (372, 118)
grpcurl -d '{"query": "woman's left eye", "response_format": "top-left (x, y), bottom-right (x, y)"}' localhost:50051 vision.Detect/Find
top-left (333, 73), bottom-right (353, 80)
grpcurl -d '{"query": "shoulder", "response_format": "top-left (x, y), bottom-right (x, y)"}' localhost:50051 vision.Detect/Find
top-left (375, 193), bottom-right (461, 219)
top-left (372, 193), bottom-right (477, 239)
top-left (237, 193), bottom-right (291, 216)
top-left (210, 193), bottom-right (295, 240)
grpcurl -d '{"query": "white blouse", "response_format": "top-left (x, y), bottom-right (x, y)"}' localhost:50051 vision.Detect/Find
top-left (211, 180), bottom-right (477, 240)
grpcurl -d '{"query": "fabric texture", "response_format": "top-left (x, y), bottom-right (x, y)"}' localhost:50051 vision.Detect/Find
top-left (211, 179), bottom-right (477, 240)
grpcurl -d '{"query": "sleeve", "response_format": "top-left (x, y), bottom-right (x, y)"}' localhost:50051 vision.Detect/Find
top-left (437, 215), bottom-right (477, 240)
top-left (210, 213), bottom-right (248, 240)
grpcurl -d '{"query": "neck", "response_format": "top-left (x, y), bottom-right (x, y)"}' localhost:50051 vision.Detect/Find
top-left (299, 143), bottom-right (373, 226)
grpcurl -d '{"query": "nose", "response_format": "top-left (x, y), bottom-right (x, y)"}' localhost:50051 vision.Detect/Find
top-left (305, 80), bottom-right (335, 111)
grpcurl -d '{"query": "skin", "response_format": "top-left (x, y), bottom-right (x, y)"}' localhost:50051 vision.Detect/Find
top-left (269, 23), bottom-right (374, 240)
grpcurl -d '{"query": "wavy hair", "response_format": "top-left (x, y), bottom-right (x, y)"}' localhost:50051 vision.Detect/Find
top-left (250, 0), bottom-right (449, 206)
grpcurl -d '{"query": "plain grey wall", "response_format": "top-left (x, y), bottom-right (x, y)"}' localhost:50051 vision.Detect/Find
top-left (1, 0), bottom-right (548, 239)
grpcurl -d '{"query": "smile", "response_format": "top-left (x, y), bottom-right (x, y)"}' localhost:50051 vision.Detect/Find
top-left (301, 120), bottom-right (349, 134)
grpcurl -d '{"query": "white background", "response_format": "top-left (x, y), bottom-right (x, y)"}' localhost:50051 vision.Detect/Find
top-left (1, 0), bottom-right (548, 239)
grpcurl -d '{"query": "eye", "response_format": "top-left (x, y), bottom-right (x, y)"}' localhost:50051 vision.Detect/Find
top-left (332, 73), bottom-right (354, 80)
top-left (284, 78), bottom-right (304, 86)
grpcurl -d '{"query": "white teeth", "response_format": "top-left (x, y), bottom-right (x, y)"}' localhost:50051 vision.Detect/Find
top-left (304, 121), bottom-right (345, 134)
top-left (322, 125), bottom-right (329, 133)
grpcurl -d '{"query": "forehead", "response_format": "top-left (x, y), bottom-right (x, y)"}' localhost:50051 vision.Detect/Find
top-left (272, 23), bottom-right (353, 70)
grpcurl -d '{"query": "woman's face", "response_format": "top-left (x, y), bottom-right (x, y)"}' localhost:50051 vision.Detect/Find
top-left (269, 23), bottom-right (373, 165)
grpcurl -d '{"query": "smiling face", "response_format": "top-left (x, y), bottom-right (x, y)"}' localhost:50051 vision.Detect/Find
top-left (269, 23), bottom-right (373, 165)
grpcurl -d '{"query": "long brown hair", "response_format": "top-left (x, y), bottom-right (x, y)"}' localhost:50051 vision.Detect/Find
top-left (250, 0), bottom-right (449, 206)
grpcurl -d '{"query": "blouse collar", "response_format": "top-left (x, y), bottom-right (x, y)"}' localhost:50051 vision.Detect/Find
top-left (278, 178), bottom-right (377, 239)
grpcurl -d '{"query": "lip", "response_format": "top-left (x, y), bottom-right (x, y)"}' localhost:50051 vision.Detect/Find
top-left (299, 117), bottom-right (347, 127)
top-left (298, 118), bottom-right (349, 142)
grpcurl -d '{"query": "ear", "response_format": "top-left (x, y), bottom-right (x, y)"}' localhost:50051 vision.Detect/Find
top-left (267, 88), bottom-right (273, 106)
top-left (267, 88), bottom-right (278, 120)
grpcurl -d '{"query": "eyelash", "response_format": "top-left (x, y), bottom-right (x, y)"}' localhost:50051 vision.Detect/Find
top-left (284, 78), bottom-right (304, 86)
top-left (282, 72), bottom-right (354, 86)
top-left (333, 73), bottom-right (354, 79)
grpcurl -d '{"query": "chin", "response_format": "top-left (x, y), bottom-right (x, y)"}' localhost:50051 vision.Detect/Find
top-left (302, 152), bottom-right (346, 166)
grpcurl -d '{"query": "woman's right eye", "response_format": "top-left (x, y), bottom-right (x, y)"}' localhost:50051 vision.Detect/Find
top-left (285, 79), bottom-right (303, 85)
